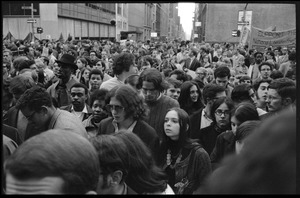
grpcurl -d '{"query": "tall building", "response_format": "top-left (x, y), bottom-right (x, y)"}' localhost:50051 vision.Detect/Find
top-left (116, 3), bottom-right (128, 41)
top-left (194, 3), bottom-right (296, 44)
top-left (3, 2), bottom-right (116, 41)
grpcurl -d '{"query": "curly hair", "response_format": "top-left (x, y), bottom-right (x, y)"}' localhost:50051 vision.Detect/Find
top-left (15, 86), bottom-right (52, 112)
top-left (112, 52), bottom-right (135, 75)
top-left (107, 85), bottom-right (148, 120)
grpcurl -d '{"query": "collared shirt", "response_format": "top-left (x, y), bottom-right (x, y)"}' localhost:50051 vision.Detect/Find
top-left (112, 120), bottom-right (137, 133)
top-left (200, 109), bottom-right (213, 129)
top-left (70, 105), bottom-right (88, 121)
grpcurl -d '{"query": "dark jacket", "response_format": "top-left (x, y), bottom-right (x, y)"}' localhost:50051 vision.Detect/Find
top-left (189, 108), bottom-right (204, 138)
top-left (210, 131), bottom-right (236, 171)
top-left (3, 106), bottom-right (44, 142)
top-left (97, 117), bottom-right (161, 163)
top-left (60, 104), bottom-right (93, 122)
top-left (192, 123), bottom-right (230, 156)
top-left (186, 58), bottom-right (202, 71)
top-left (2, 124), bottom-right (22, 146)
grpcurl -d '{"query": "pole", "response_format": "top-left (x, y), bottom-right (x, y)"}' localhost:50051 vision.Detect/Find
top-left (31, 3), bottom-right (35, 43)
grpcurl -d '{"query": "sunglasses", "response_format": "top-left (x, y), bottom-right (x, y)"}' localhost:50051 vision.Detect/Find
top-left (106, 104), bottom-right (124, 113)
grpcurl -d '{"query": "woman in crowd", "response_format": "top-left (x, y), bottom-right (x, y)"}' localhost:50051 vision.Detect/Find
top-left (210, 102), bottom-right (260, 170)
top-left (178, 81), bottom-right (204, 116)
top-left (193, 97), bottom-right (234, 156)
top-left (75, 57), bottom-right (88, 82)
top-left (114, 132), bottom-right (174, 194)
top-left (235, 120), bottom-right (261, 155)
top-left (88, 69), bottom-right (104, 94)
top-left (96, 84), bottom-right (160, 161)
top-left (158, 107), bottom-right (211, 194)
top-left (82, 89), bottom-right (109, 138)
top-left (81, 67), bottom-right (91, 88)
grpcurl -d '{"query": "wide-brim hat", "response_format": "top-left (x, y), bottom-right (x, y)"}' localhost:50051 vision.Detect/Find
top-left (55, 54), bottom-right (78, 70)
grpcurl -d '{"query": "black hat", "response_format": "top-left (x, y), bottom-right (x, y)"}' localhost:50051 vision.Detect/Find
top-left (55, 54), bottom-right (78, 70)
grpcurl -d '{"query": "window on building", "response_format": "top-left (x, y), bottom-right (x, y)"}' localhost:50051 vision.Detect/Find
top-left (3, 2), bottom-right (40, 16)
top-left (117, 4), bottom-right (121, 15)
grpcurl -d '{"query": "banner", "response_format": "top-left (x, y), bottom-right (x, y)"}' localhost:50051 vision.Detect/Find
top-left (249, 26), bottom-right (296, 49)
top-left (239, 26), bottom-right (250, 47)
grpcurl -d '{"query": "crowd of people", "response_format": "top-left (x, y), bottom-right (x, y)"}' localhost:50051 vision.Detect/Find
top-left (2, 37), bottom-right (297, 194)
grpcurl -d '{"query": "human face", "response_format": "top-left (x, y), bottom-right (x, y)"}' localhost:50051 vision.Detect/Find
top-left (76, 60), bottom-right (84, 70)
top-left (95, 61), bottom-right (103, 71)
top-left (90, 74), bottom-right (102, 89)
top-left (256, 82), bottom-right (269, 103)
top-left (196, 69), bottom-right (206, 80)
top-left (3, 52), bottom-right (11, 62)
top-left (142, 81), bottom-right (160, 103)
top-left (214, 103), bottom-right (231, 129)
top-left (96, 173), bottom-right (114, 194)
top-left (82, 69), bottom-right (90, 82)
top-left (231, 115), bottom-right (240, 136)
top-left (165, 85), bottom-right (181, 100)
top-left (57, 63), bottom-right (72, 80)
top-left (109, 96), bottom-right (126, 123)
top-left (92, 100), bottom-right (106, 122)
top-left (5, 173), bottom-right (65, 194)
top-left (70, 87), bottom-right (87, 111)
top-left (190, 85), bottom-right (199, 102)
top-left (21, 106), bottom-right (47, 127)
top-left (164, 110), bottom-right (180, 141)
top-left (266, 88), bottom-right (283, 113)
top-left (206, 71), bottom-right (214, 82)
top-left (90, 52), bottom-right (96, 60)
top-left (216, 76), bottom-right (229, 88)
top-left (29, 47), bottom-right (35, 56)
top-left (249, 88), bottom-right (256, 104)
top-left (238, 57), bottom-right (245, 66)
top-left (255, 54), bottom-right (263, 64)
top-left (260, 65), bottom-right (271, 79)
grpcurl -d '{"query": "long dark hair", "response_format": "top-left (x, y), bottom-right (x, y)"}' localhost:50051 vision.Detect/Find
top-left (114, 132), bottom-right (167, 194)
top-left (178, 81), bottom-right (204, 115)
top-left (161, 108), bottom-right (199, 152)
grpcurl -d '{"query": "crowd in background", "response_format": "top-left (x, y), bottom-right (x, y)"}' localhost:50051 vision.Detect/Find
top-left (2, 37), bottom-right (297, 194)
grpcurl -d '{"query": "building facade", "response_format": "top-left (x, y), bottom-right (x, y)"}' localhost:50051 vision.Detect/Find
top-left (3, 2), bottom-right (116, 41)
top-left (193, 3), bottom-right (296, 44)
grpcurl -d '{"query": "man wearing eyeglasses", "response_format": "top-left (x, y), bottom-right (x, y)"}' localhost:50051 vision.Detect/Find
top-left (60, 83), bottom-right (92, 122)
top-left (15, 86), bottom-right (88, 139)
top-left (189, 84), bottom-right (226, 139)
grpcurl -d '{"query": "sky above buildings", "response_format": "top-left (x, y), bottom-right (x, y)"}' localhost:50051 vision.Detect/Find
top-left (178, 2), bottom-right (195, 40)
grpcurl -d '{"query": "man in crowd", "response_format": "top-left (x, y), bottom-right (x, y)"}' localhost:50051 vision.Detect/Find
top-left (100, 53), bottom-right (137, 91)
top-left (189, 84), bottom-right (226, 138)
top-left (139, 68), bottom-right (180, 141)
top-left (247, 51), bottom-right (264, 82)
top-left (15, 86), bottom-right (88, 139)
top-left (213, 66), bottom-right (233, 98)
top-left (265, 77), bottom-right (296, 117)
top-left (4, 129), bottom-right (99, 194)
top-left (60, 83), bottom-right (92, 122)
top-left (47, 54), bottom-right (79, 107)
top-left (279, 51), bottom-right (296, 77)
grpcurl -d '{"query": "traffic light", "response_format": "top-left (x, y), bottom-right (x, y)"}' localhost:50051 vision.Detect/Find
top-left (232, 30), bottom-right (241, 37)
top-left (37, 27), bottom-right (43, 34)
